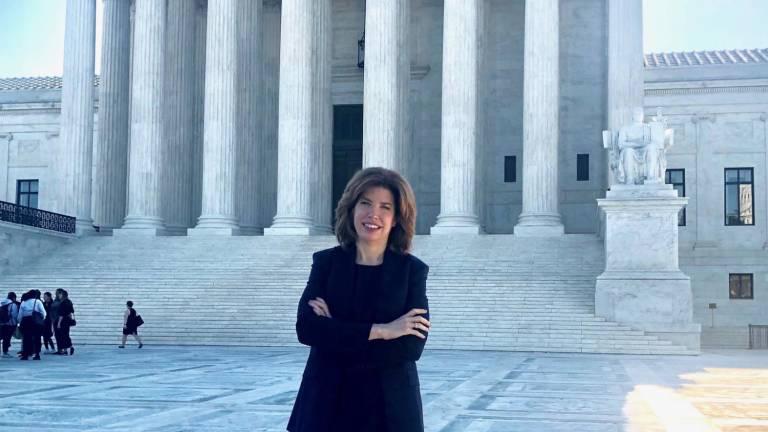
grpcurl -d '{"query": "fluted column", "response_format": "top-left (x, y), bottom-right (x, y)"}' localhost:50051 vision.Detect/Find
top-left (191, 0), bottom-right (239, 235)
top-left (362, 0), bottom-right (410, 175)
top-left (260, 1), bottom-right (281, 230)
top-left (116, 0), bottom-right (166, 235)
top-left (235, 0), bottom-right (262, 235)
top-left (162, 0), bottom-right (197, 235)
top-left (191, 2), bottom-right (207, 225)
top-left (514, 0), bottom-right (563, 236)
top-left (94, 0), bottom-right (129, 231)
top-left (432, 0), bottom-right (484, 235)
top-left (59, 0), bottom-right (96, 234)
top-left (312, 0), bottom-right (333, 234)
top-left (264, 0), bottom-right (323, 235)
top-left (607, 0), bottom-right (644, 131)
top-left (607, 0), bottom-right (644, 186)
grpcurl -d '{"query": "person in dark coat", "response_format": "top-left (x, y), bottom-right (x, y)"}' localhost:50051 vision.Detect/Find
top-left (41, 292), bottom-right (56, 353)
top-left (54, 290), bottom-right (75, 356)
top-left (287, 167), bottom-right (431, 432)
top-left (119, 301), bottom-right (143, 349)
top-left (0, 292), bottom-right (19, 357)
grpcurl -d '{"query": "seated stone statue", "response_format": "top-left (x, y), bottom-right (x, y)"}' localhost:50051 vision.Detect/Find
top-left (644, 110), bottom-right (674, 184)
top-left (603, 107), bottom-right (674, 186)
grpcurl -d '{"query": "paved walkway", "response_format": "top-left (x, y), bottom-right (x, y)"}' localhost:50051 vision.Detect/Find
top-left (0, 346), bottom-right (765, 431)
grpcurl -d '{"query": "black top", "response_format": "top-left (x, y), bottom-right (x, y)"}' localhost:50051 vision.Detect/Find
top-left (126, 308), bottom-right (138, 331)
top-left (331, 263), bottom-right (387, 431)
top-left (43, 301), bottom-right (53, 325)
top-left (50, 300), bottom-right (61, 322)
top-left (59, 299), bottom-right (74, 318)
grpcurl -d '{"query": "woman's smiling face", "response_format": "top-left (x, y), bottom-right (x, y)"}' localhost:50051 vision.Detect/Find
top-left (353, 186), bottom-right (397, 247)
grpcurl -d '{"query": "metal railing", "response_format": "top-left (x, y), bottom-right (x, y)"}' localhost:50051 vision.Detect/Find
top-left (749, 325), bottom-right (768, 349)
top-left (0, 200), bottom-right (76, 234)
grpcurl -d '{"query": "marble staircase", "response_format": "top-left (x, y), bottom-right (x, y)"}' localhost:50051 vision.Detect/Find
top-left (0, 234), bottom-right (696, 354)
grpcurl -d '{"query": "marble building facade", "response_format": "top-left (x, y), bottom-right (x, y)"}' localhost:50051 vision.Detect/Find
top-left (0, 0), bottom-right (767, 347)
top-left (1, 0), bottom-right (618, 236)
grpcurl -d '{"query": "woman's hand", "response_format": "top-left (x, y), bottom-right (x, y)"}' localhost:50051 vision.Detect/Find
top-left (308, 297), bottom-right (332, 318)
top-left (371, 308), bottom-right (430, 340)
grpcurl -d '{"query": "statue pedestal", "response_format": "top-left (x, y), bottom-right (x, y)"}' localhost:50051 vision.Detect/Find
top-left (595, 184), bottom-right (701, 351)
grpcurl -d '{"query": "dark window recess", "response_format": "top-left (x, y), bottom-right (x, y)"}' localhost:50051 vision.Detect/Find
top-left (576, 154), bottom-right (589, 181)
top-left (16, 179), bottom-right (39, 209)
top-left (729, 273), bottom-right (754, 299)
top-left (724, 168), bottom-right (754, 226)
top-left (504, 156), bottom-right (516, 183)
top-left (665, 169), bottom-right (686, 226)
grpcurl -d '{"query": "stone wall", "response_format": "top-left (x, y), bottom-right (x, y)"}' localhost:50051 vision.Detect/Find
top-left (0, 222), bottom-right (72, 276)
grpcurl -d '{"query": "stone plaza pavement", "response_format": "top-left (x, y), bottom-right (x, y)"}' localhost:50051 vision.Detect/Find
top-left (0, 346), bottom-right (765, 432)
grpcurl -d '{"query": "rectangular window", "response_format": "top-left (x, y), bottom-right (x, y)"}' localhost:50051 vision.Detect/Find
top-left (16, 179), bottom-right (39, 209)
top-left (576, 154), bottom-right (589, 181)
top-left (729, 273), bottom-right (754, 299)
top-left (665, 169), bottom-right (686, 226)
top-left (504, 156), bottom-right (516, 183)
top-left (724, 168), bottom-right (754, 226)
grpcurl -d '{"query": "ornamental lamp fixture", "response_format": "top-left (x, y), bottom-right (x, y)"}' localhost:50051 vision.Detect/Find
top-left (357, 31), bottom-right (365, 69)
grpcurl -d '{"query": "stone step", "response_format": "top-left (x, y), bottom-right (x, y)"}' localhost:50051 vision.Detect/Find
top-left (0, 234), bottom-right (695, 355)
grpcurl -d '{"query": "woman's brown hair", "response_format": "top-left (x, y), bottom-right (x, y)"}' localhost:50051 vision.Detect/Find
top-left (335, 167), bottom-right (417, 254)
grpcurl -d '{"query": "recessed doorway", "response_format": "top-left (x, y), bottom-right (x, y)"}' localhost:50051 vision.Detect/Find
top-left (332, 104), bottom-right (363, 223)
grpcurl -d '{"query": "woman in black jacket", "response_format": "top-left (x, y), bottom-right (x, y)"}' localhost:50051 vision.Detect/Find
top-left (287, 167), bottom-right (431, 432)
top-left (54, 290), bottom-right (75, 356)
top-left (41, 292), bottom-right (56, 353)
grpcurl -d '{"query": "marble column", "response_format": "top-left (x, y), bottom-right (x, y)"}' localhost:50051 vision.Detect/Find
top-left (312, 0), bottom-right (333, 234)
top-left (264, 0), bottom-right (322, 235)
top-left (163, 0), bottom-right (197, 235)
top-left (513, 0), bottom-right (564, 237)
top-left (116, 0), bottom-right (166, 235)
top-left (607, 0), bottom-right (644, 132)
top-left (191, 0), bottom-right (239, 235)
top-left (607, 0), bottom-right (644, 190)
top-left (362, 0), bottom-right (410, 175)
top-left (235, 0), bottom-right (262, 235)
top-left (432, 0), bottom-right (484, 235)
top-left (191, 2), bottom-right (207, 225)
top-left (260, 1), bottom-right (281, 230)
top-left (94, 0), bottom-right (130, 231)
top-left (59, 0), bottom-right (96, 234)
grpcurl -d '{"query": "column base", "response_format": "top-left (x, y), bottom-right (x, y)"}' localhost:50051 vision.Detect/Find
top-left (188, 227), bottom-right (241, 236)
top-left (75, 218), bottom-right (96, 236)
top-left (113, 227), bottom-right (168, 237)
top-left (430, 225), bottom-right (482, 235)
top-left (264, 216), bottom-right (322, 236)
top-left (115, 216), bottom-right (167, 236)
top-left (190, 215), bottom-right (240, 236)
top-left (431, 214), bottom-right (482, 235)
top-left (264, 226), bottom-right (330, 236)
top-left (514, 213), bottom-right (564, 237)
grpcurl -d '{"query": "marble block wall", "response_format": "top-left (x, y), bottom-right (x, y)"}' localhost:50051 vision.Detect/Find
top-left (646, 62), bottom-right (768, 347)
top-left (0, 222), bottom-right (72, 275)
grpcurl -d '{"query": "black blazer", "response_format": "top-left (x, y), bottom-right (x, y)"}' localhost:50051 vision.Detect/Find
top-left (287, 245), bottom-right (430, 432)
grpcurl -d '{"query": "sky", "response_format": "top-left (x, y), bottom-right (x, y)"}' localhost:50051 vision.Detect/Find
top-left (0, 0), bottom-right (767, 78)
